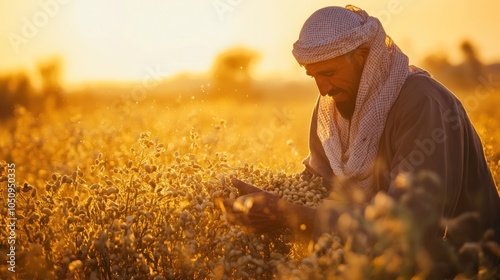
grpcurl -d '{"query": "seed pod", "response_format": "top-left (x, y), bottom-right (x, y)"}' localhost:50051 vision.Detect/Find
top-left (211, 190), bottom-right (223, 198)
top-left (29, 214), bottom-right (40, 222)
top-left (250, 258), bottom-right (265, 268)
top-left (306, 192), bottom-right (314, 200)
top-left (149, 180), bottom-right (156, 188)
top-left (143, 234), bottom-right (154, 243)
top-left (256, 267), bottom-right (264, 275)
top-left (22, 183), bottom-right (32, 192)
top-left (41, 208), bottom-right (53, 216)
top-left (69, 260), bottom-right (83, 272)
top-left (85, 196), bottom-right (93, 208)
top-left (107, 187), bottom-right (119, 195)
top-left (76, 226), bottom-right (85, 233)
top-left (301, 257), bottom-right (315, 269)
top-left (271, 252), bottom-right (283, 260)
top-left (364, 205), bottom-right (377, 221)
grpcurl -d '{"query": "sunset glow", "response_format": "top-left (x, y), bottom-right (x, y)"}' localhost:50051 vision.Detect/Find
top-left (1, 0), bottom-right (499, 85)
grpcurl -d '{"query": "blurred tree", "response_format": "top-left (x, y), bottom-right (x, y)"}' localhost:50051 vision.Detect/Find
top-left (0, 76), bottom-right (15, 120)
top-left (0, 72), bottom-right (33, 120)
top-left (0, 56), bottom-right (65, 121)
top-left (38, 56), bottom-right (64, 108)
top-left (210, 46), bottom-right (259, 98)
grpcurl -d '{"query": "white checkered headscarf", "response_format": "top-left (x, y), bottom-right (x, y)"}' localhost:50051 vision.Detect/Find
top-left (293, 6), bottom-right (428, 201)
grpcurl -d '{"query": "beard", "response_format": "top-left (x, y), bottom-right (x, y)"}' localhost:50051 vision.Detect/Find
top-left (335, 100), bottom-right (355, 119)
top-left (328, 89), bottom-right (356, 119)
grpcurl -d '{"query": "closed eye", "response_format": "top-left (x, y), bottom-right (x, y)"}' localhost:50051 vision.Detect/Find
top-left (317, 70), bottom-right (335, 77)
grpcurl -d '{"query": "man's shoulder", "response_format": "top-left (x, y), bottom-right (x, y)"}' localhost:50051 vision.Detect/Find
top-left (393, 73), bottom-right (460, 111)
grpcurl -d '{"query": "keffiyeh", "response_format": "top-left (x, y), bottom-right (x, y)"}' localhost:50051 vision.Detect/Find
top-left (293, 5), bottom-right (428, 201)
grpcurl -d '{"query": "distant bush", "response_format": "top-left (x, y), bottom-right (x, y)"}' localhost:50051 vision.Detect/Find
top-left (210, 47), bottom-right (260, 99)
top-left (0, 57), bottom-right (64, 121)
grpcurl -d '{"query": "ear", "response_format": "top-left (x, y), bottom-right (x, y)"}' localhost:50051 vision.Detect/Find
top-left (352, 47), bottom-right (370, 65)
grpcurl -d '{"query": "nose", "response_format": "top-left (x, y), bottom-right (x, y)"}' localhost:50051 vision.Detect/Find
top-left (314, 77), bottom-right (334, 97)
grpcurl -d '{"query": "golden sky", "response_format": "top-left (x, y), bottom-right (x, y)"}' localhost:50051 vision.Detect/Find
top-left (1, 0), bottom-right (499, 86)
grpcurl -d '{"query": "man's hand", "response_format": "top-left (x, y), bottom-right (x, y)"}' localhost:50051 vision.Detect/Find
top-left (222, 178), bottom-right (288, 234)
top-left (221, 178), bottom-right (317, 237)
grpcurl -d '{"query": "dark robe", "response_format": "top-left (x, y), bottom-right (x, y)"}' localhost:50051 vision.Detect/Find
top-left (304, 73), bottom-right (500, 240)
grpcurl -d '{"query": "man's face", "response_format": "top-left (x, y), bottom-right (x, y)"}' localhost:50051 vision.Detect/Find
top-left (305, 50), bottom-right (366, 119)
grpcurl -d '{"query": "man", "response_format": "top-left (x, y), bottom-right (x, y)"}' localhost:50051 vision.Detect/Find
top-left (224, 4), bottom-right (500, 263)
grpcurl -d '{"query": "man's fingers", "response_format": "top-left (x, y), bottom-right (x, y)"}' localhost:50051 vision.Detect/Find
top-left (220, 195), bottom-right (282, 234)
top-left (225, 209), bottom-right (243, 224)
top-left (222, 198), bottom-right (235, 209)
top-left (221, 198), bottom-right (249, 225)
top-left (232, 178), bottom-right (262, 195)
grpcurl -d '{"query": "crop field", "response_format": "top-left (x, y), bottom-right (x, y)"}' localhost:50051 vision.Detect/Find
top-left (1, 88), bottom-right (500, 279)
